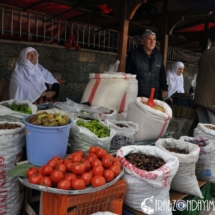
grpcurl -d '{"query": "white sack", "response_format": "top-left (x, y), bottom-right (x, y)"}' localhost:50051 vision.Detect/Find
top-left (117, 145), bottom-right (179, 214)
top-left (0, 99), bottom-right (37, 119)
top-left (69, 119), bottom-right (116, 153)
top-left (194, 123), bottom-right (215, 144)
top-left (180, 136), bottom-right (215, 183)
top-left (0, 121), bottom-right (25, 215)
top-left (81, 73), bottom-right (129, 112)
top-left (127, 97), bottom-right (172, 141)
top-left (155, 138), bottom-right (203, 198)
top-left (107, 120), bottom-right (139, 150)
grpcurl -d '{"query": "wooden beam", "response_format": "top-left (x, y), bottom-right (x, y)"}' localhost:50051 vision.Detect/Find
top-left (22, 0), bottom-right (46, 11)
top-left (46, 8), bottom-right (73, 21)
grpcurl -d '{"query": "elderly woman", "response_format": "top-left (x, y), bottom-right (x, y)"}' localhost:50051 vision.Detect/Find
top-left (165, 61), bottom-right (185, 100)
top-left (9, 47), bottom-right (59, 104)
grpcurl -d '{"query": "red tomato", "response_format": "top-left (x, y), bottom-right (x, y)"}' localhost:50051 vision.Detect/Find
top-left (39, 176), bottom-right (52, 187)
top-left (103, 169), bottom-right (114, 182)
top-left (72, 178), bottom-right (86, 190)
top-left (26, 167), bottom-right (38, 178)
top-left (64, 155), bottom-right (72, 165)
top-left (91, 159), bottom-right (102, 167)
top-left (112, 160), bottom-right (121, 167)
top-left (81, 159), bottom-right (91, 171)
top-left (64, 173), bottom-right (77, 182)
top-left (85, 153), bottom-right (97, 162)
top-left (91, 175), bottom-right (106, 188)
top-left (88, 170), bottom-right (93, 176)
top-left (65, 162), bottom-right (73, 172)
top-left (89, 146), bottom-right (99, 154)
top-left (41, 165), bottom-right (53, 176)
top-left (50, 170), bottom-right (65, 183)
top-left (95, 148), bottom-right (107, 159)
top-left (92, 166), bottom-right (104, 176)
top-left (102, 156), bottom-right (113, 168)
top-left (38, 167), bottom-right (43, 175)
top-left (55, 163), bottom-right (67, 174)
top-left (71, 163), bottom-right (86, 175)
top-left (52, 156), bottom-right (64, 164)
top-left (81, 172), bottom-right (92, 186)
top-left (71, 153), bottom-right (83, 163)
top-left (109, 165), bottom-right (121, 177)
top-left (29, 173), bottom-right (43, 185)
top-left (47, 159), bottom-right (58, 168)
top-left (75, 150), bottom-right (84, 157)
top-left (57, 179), bottom-right (72, 190)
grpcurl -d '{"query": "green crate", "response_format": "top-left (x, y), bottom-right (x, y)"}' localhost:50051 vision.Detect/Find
top-left (173, 182), bottom-right (212, 215)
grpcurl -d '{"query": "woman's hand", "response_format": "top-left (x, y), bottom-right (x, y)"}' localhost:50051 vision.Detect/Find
top-left (41, 91), bottom-right (47, 97)
top-left (162, 91), bottom-right (168, 98)
top-left (45, 91), bottom-right (56, 99)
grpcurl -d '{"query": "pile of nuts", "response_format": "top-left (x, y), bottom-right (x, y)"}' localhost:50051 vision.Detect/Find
top-left (205, 125), bottom-right (215, 131)
top-left (190, 140), bottom-right (206, 147)
top-left (165, 147), bottom-right (189, 154)
top-left (0, 123), bottom-right (21, 129)
top-left (125, 153), bottom-right (165, 171)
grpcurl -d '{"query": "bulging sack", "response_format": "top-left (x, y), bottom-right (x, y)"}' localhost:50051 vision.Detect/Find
top-left (127, 97), bottom-right (172, 141)
top-left (155, 138), bottom-right (203, 198)
top-left (180, 136), bottom-right (215, 183)
top-left (117, 145), bottom-right (179, 214)
top-left (81, 73), bottom-right (131, 112)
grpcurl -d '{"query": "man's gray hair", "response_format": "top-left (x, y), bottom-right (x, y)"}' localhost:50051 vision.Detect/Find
top-left (142, 29), bottom-right (156, 39)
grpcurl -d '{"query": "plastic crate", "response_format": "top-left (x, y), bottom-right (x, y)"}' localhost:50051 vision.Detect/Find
top-left (41, 179), bottom-right (126, 215)
top-left (173, 182), bottom-right (212, 215)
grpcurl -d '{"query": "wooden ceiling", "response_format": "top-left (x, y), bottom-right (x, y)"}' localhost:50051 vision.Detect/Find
top-left (1, 0), bottom-right (215, 53)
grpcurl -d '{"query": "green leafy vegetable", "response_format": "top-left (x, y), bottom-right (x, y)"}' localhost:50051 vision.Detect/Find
top-left (9, 163), bottom-right (36, 177)
top-left (7, 103), bottom-right (32, 114)
top-left (77, 119), bottom-right (110, 138)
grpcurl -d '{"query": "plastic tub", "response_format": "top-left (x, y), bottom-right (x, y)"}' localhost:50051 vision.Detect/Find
top-left (24, 116), bottom-right (72, 166)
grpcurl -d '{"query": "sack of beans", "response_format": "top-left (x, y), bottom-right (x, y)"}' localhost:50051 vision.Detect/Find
top-left (127, 97), bottom-right (172, 141)
top-left (117, 145), bottom-right (179, 215)
top-left (180, 136), bottom-right (215, 183)
top-left (194, 123), bottom-right (215, 144)
top-left (106, 120), bottom-right (139, 151)
top-left (155, 138), bottom-right (203, 198)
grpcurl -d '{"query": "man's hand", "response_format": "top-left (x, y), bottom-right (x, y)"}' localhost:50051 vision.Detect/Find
top-left (45, 91), bottom-right (56, 99)
top-left (162, 91), bottom-right (168, 98)
top-left (41, 91), bottom-right (47, 97)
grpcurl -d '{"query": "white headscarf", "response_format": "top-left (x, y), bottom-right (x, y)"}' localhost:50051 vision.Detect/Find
top-left (9, 47), bottom-right (58, 102)
top-left (166, 61), bottom-right (185, 99)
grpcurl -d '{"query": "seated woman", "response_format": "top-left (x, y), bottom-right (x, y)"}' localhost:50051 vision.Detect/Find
top-left (9, 47), bottom-right (59, 104)
top-left (165, 61), bottom-right (185, 102)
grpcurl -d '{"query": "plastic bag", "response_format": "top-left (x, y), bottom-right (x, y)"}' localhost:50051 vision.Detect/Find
top-left (107, 60), bottom-right (120, 73)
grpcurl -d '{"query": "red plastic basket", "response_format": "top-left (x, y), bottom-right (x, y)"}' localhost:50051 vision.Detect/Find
top-left (41, 179), bottom-right (126, 215)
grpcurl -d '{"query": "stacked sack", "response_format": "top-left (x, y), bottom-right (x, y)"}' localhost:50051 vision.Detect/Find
top-left (127, 97), bottom-right (172, 141)
top-left (117, 145), bottom-right (179, 215)
top-left (0, 121), bottom-right (25, 215)
top-left (81, 72), bottom-right (138, 114)
top-left (155, 138), bottom-right (203, 198)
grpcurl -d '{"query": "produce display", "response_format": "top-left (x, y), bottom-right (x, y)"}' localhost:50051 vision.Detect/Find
top-left (205, 125), bottom-right (215, 131)
top-left (0, 123), bottom-right (21, 129)
top-left (165, 147), bottom-right (189, 154)
top-left (26, 112), bottom-right (70, 126)
top-left (125, 153), bottom-right (165, 171)
top-left (25, 146), bottom-right (122, 190)
top-left (7, 103), bottom-right (32, 114)
top-left (142, 102), bottom-right (165, 113)
top-left (189, 140), bottom-right (206, 147)
top-left (76, 119), bottom-right (110, 138)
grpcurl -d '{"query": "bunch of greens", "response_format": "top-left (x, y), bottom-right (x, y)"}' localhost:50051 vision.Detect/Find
top-left (77, 119), bottom-right (110, 138)
top-left (7, 103), bottom-right (32, 114)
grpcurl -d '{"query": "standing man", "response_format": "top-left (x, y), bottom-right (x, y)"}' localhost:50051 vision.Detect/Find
top-left (126, 29), bottom-right (168, 100)
top-left (194, 44), bottom-right (215, 124)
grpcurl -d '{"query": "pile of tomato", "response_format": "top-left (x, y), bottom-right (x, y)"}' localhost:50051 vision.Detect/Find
top-left (26, 146), bottom-right (122, 190)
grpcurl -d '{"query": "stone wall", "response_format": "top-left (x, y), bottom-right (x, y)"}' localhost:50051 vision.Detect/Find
top-left (0, 40), bottom-right (118, 103)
